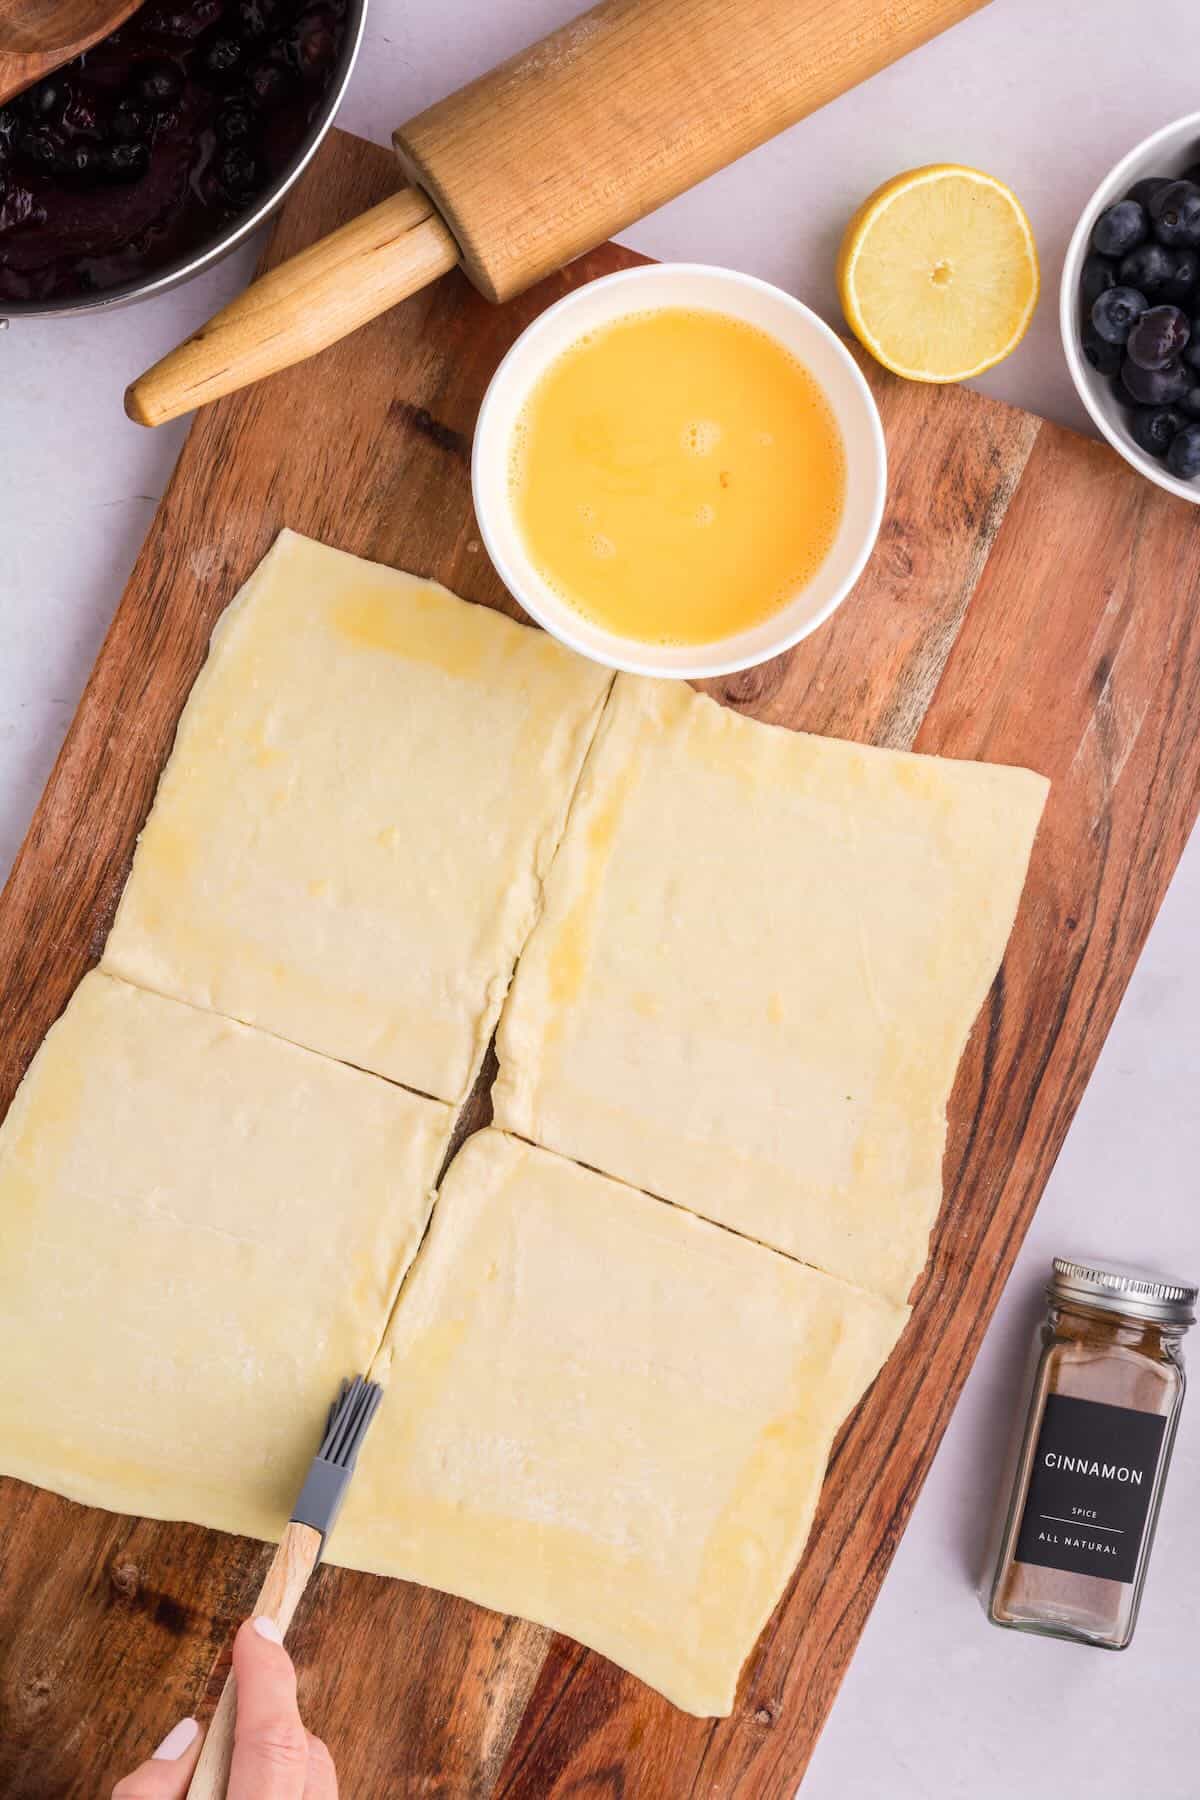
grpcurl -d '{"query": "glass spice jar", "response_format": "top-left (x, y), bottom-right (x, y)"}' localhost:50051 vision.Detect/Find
top-left (987, 1257), bottom-right (1195, 1649)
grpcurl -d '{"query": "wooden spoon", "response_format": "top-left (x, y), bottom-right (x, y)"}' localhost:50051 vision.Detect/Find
top-left (0, 0), bottom-right (146, 107)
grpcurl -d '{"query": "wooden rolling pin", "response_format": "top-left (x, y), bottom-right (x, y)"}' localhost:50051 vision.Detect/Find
top-left (126, 0), bottom-right (988, 426)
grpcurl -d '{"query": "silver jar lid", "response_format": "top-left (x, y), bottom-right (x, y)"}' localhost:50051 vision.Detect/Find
top-left (1051, 1257), bottom-right (1197, 1326)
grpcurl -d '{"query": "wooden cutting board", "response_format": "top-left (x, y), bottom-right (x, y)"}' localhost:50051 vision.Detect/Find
top-left (2, 128), bottom-right (1199, 1799)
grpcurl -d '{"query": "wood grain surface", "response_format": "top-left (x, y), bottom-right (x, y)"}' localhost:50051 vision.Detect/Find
top-left (1, 129), bottom-right (1199, 1799)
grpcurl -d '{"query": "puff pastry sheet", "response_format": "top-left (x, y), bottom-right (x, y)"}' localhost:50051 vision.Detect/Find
top-left (333, 1129), bottom-right (907, 1716)
top-left (3, 542), bottom-right (1051, 1720)
top-left (0, 971), bottom-right (450, 1540)
top-left (494, 675), bottom-right (1048, 1303)
top-left (103, 529), bottom-right (611, 1103)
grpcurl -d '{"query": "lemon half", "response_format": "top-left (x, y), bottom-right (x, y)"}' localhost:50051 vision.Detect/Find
top-left (837, 164), bottom-right (1039, 383)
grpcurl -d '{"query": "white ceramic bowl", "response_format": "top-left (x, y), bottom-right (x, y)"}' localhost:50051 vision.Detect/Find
top-left (471, 263), bottom-right (887, 678)
top-left (1061, 112), bottom-right (1200, 504)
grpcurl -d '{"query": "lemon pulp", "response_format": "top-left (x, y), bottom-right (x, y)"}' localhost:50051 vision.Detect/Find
top-left (510, 307), bottom-right (845, 646)
top-left (838, 164), bottom-right (1039, 383)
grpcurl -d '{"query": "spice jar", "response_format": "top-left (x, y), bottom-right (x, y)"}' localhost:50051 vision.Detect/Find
top-left (987, 1257), bottom-right (1195, 1649)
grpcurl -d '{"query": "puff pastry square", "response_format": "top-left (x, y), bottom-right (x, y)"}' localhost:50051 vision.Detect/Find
top-left (0, 971), bottom-right (451, 1540)
top-left (333, 1129), bottom-right (906, 1716)
top-left (103, 530), bottom-right (611, 1103)
top-left (494, 675), bottom-right (1048, 1303)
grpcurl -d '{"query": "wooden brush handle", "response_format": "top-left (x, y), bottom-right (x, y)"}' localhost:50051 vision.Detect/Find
top-left (125, 187), bottom-right (459, 427)
top-left (185, 1522), bottom-right (323, 1800)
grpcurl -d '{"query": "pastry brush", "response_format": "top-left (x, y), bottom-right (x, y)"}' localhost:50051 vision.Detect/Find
top-left (186, 1374), bottom-right (383, 1800)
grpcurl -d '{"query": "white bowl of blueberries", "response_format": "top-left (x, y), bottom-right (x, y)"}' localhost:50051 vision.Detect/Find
top-left (1062, 112), bottom-right (1200, 500)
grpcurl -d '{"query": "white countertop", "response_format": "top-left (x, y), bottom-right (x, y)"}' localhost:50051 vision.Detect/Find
top-left (3, 1), bottom-right (1198, 1792)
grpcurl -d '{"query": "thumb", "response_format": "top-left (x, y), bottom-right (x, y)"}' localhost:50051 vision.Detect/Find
top-left (227, 1617), bottom-right (311, 1800)
top-left (111, 1717), bottom-right (203, 1799)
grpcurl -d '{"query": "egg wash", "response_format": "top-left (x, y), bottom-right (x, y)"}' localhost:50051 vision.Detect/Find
top-left (509, 306), bottom-right (846, 646)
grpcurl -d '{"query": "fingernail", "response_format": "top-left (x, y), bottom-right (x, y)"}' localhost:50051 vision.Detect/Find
top-left (152, 1717), bottom-right (199, 1761)
top-left (253, 1614), bottom-right (284, 1644)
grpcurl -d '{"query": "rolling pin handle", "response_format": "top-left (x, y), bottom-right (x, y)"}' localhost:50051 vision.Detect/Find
top-left (125, 188), bottom-right (460, 429)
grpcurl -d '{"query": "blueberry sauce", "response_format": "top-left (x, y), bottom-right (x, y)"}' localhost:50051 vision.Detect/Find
top-left (0, 0), bottom-right (348, 305)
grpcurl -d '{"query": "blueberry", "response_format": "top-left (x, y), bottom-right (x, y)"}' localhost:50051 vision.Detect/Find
top-left (235, 0), bottom-right (282, 38)
top-left (142, 0), bottom-right (222, 36)
top-left (58, 141), bottom-right (101, 185)
top-left (1127, 176), bottom-right (1172, 212)
top-left (22, 78), bottom-right (68, 124)
top-left (136, 60), bottom-right (184, 110)
top-left (1181, 387), bottom-right (1200, 420)
top-left (1149, 180), bottom-right (1200, 248)
top-left (216, 100), bottom-right (255, 143)
top-left (1092, 199), bottom-right (1148, 258)
top-left (1081, 325), bottom-right (1123, 375)
top-left (1126, 304), bottom-right (1190, 369)
top-left (101, 139), bottom-right (150, 183)
top-left (1184, 326), bottom-right (1200, 371)
top-left (14, 128), bottom-right (58, 173)
top-left (1117, 242), bottom-right (1175, 297)
top-left (61, 90), bottom-right (100, 134)
top-left (1081, 253), bottom-right (1117, 306)
top-left (284, 9), bottom-right (338, 76)
top-left (215, 143), bottom-right (261, 201)
top-left (1121, 355), bottom-right (1190, 405)
top-left (247, 59), bottom-right (293, 104)
top-left (199, 33), bottom-right (246, 84)
top-left (1129, 404), bottom-right (1185, 457)
top-left (1091, 285), bottom-right (1149, 345)
top-left (1162, 248), bottom-right (1200, 305)
top-left (110, 98), bottom-right (147, 142)
top-left (143, 2), bottom-right (193, 31)
top-left (1166, 422), bottom-right (1200, 478)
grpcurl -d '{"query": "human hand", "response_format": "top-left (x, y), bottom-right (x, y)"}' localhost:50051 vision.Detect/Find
top-left (112, 1616), bottom-right (337, 1799)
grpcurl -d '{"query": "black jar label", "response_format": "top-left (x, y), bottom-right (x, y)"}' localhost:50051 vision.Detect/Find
top-left (1014, 1394), bottom-right (1166, 1583)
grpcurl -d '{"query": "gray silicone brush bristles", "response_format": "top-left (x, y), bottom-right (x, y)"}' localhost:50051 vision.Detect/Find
top-left (290, 1374), bottom-right (383, 1545)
